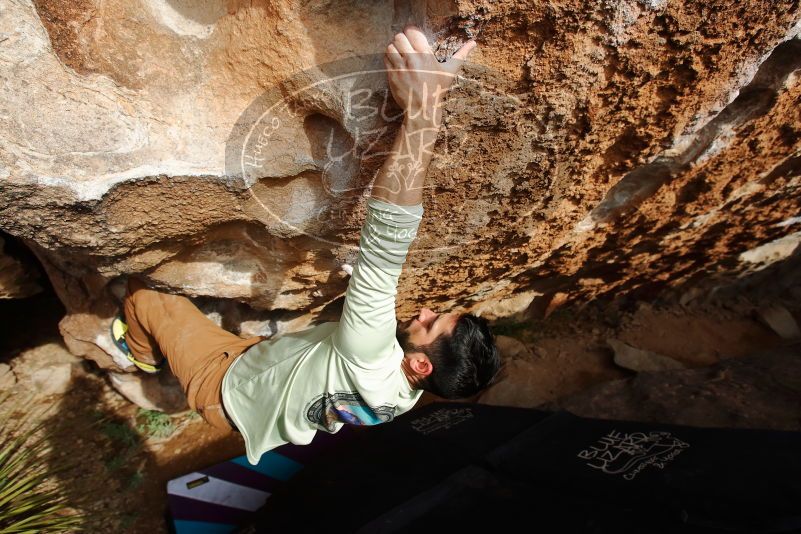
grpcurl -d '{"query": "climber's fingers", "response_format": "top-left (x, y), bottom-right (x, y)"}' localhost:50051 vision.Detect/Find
top-left (393, 30), bottom-right (416, 57)
top-left (386, 44), bottom-right (404, 69)
top-left (403, 25), bottom-right (434, 56)
top-left (451, 39), bottom-right (476, 62)
top-left (444, 39), bottom-right (477, 74)
top-left (383, 54), bottom-right (401, 76)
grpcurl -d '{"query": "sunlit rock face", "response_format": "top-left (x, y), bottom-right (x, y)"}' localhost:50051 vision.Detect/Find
top-left (1, 0), bottom-right (800, 369)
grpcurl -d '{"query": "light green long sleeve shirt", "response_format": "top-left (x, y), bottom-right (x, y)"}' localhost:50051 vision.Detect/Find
top-left (222, 198), bottom-right (424, 465)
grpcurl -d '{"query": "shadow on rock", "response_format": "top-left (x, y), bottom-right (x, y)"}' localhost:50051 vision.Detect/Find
top-left (549, 342), bottom-right (801, 431)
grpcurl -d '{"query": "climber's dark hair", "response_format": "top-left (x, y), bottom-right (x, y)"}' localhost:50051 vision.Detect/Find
top-left (414, 313), bottom-right (500, 399)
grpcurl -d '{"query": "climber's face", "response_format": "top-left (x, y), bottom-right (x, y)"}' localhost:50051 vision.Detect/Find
top-left (398, 307), bottom-right (459, 349)
top-left (396, 308), bottom-right (459, 385)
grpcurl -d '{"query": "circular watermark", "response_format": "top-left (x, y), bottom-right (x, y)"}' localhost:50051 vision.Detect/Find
top-left (225, 53), bottom-right (518, 255)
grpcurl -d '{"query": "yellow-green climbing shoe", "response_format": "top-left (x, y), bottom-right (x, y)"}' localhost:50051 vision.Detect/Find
top-left (110, 316), bottom-right (164, 374)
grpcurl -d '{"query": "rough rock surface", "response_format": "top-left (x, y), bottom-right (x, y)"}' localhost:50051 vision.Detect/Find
top-left (607, 337), bottom-right (686, 372)
top-left (107, 370), bottom-right (188, 413)
top-left (8, 342), bottom-right (83, 396)
top-left (756, 305), bottom-right (801, 340)
top-left (550, 343), bottom-right (801, 431)
top-left (0, 235), bottom-right (41, 299)
top-left (1, 0), bottom-right (800, 369)
top-left (0, 362), bottom-right (16, 390)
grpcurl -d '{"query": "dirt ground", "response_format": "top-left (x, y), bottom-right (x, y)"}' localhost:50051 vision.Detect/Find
top-left (476, 296), bottom-right (787, 409)
top-left (1, 282), bottom-right (796, 533)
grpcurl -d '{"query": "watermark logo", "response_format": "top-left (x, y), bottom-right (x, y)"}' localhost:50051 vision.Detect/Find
top-left (578, 429), bottom-right (690, 481)
top-left (225, 53), bottom-right (519, 253)
top-left (411, 407), bottom-right (474, 435)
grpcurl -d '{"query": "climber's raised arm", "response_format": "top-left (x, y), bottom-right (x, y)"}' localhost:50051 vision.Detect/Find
top-left (331, 26), bottom-right (476, 366)
top-left (371, 26), bottom-right (476, 206)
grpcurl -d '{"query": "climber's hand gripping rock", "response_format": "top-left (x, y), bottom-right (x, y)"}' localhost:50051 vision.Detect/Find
top-left (384, 25), bottom-right (476, 130)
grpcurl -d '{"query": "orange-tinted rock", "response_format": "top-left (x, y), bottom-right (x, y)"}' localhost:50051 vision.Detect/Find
top-left (1, 0), bottom-right (800, 369)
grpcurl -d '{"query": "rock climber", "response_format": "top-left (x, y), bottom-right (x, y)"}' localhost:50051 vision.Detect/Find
top-left (110, 26), bottom-right (499, 465)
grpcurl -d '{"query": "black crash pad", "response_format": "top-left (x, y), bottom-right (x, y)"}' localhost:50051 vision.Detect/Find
top-left (240, 402), bottom-right (801, 533)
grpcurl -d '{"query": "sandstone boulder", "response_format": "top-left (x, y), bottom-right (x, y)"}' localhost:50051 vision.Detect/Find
top-left (0, 363), bottom-right (16, 390)
top-left (551, 343), bottom-right (801, 431)
top-left (756, 304), bottom-right (801, 340)
top-left (494, 335), bottom-right (535, 360)
top-left (607, 338), bottom-right (686, 372)
top-left (0, 0), bottom-right (799, 371)
top-left (9, 342), bottom-right (82, 396)
top-left (107, 371), bottom-right (188, 413)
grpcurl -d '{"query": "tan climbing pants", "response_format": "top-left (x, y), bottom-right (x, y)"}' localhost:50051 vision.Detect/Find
top-left (123, 277), bottom-right (264, 431)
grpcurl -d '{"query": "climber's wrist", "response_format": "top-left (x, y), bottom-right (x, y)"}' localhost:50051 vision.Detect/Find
top-left (403, 112), bottom-right (442, 133)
